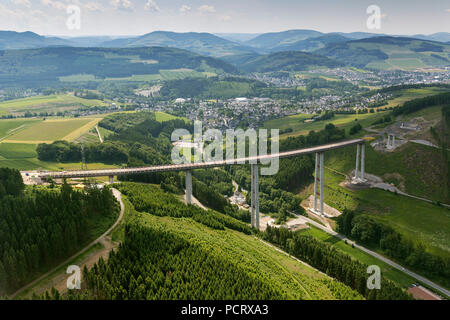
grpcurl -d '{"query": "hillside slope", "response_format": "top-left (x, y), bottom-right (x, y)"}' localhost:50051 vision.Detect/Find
top-left (0, 46), bottom-right (236, 87)
top-left (77, 183), bottom-right (362, 300)
top-left (270, 34), bottom-right (351, 52)
top-left (0, 31), bottom-right (70, 50)
top-left (238, 51), bottom-right (343, 73)
top-left (316, 37), bottom-right (450, 70)
top-left (245, 29), bottom-right (323, 51)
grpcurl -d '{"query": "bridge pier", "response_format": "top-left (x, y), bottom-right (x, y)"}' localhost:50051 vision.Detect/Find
top-left (185, 170), bottom-right (192, 205)
top-left (312, 152), bottom-right (325, 216)
top-left (251, 164), bottom-right (260, 230)
top-left (313, 153), bottom-right (319, 211)
top-left (387, 134), bottom-right (395, 149)
top-left (109, 176), bottom-right (114, 184)
top-left (360, 143), bottom-right (365, 181)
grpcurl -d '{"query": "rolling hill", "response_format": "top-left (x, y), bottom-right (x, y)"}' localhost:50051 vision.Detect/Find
top-left (0, 46), bottom-right (237, 87)
top-left (101, 31), bottom-right (257, 57)
top-left (315, 37), bottom-right (450, 70)
top-left (0, 31), bottom-right (70, 50)
top-left (237, 51), bottom-right (343, 73)
top-left (271, 34), bottom-right (351, 52)
top-left (245, 29), bottom-right (323, 51)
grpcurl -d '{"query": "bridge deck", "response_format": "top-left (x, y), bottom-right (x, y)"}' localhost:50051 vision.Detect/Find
top-left (37, 139), bottom-right (364, 179)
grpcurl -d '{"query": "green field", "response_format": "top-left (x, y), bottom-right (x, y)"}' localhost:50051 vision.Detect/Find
top-left (299, 226), bottom-right (417, 288)
top-left (105, 69), bottom-right (216, 82)
top-left (382, 87), bottom-right (450, 109)
top-left (154, 111), bottom-right (186, 122)
top-left (265, 111), bottom-right (386, 138)
top-left (127, 194), bottom-right (362, 300)
top-left (0, 142), bottom-right (119, 171)
top-left (4, 118), bottom-right (98, 143)
top-left (0, 95), bottom-right (108, 115)
top-left (0, 119), bottom-right (42, 140)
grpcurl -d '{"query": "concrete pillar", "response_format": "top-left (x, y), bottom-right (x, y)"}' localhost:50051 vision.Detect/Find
top-left (185, 170), bottom-right (192, 205)
top-left (314, 153), bottom-right (319, 211)
top-left (319, 152), bottom-right (324, 216)
top-left (355, 144), bottom-right (361, 180)
top-left (392, 135), bottom-right (396, 147)
top-left (251, 165), bottom-right (255, 228)
top-left (251, 164), bottom-right (259, 230)
top-left (360, 143), bottom-right (365, 181)
top-left (109, 176), bottom-right (114, 184)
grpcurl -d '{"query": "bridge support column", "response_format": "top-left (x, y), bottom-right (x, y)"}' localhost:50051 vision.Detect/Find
top-left (319, 152), bottom-right (324, 216)
top-left (311, 152), bottom-right (325, 216)
top-left (355, 144), bottom-right (361, 180)
top-left (109, 176), bottom-right (114, 184)
top-left (360, 143), bottom-right (365, 181)
top-left (185, 170), bottom-right (192, 205)
top-left (313, 153), bottom-right (319, 211)
top-left (251, 164), bottom-right (259, 230)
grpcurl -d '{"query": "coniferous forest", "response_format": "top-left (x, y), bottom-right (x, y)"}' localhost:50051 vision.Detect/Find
top-left (0, 168), bottom-right (119, 295)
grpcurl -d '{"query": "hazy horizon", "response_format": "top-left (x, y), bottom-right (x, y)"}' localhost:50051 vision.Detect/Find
top-left (0, 0), bottom-right (448, 37)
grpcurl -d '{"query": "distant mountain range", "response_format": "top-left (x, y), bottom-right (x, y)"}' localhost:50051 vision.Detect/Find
top-left (99, 31), bottom-right (257, 57)
top-left (0, 31), bottom-right (71, 50)
top-left (0, 30), bottom-right (449, 75)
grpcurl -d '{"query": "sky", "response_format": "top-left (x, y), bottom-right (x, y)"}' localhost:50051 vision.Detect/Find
top-left (0, 0), bottom-right (449, 37)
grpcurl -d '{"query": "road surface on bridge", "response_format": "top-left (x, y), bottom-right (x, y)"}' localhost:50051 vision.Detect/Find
top-left (35, 139), bottom-right (364, 179)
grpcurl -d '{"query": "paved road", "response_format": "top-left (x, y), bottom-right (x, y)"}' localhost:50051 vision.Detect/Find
top-left (296, 213), bottom-right (450, 298)
top-left (9, 188), bottom-right (125, 299)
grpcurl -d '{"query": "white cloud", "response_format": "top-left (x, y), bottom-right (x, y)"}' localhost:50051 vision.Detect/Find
top-left (11, 0), bottom-right (31, 7)
top-left (110, 0), bottom-right (134, 11)
top-left (144, 0), bottom-right (160, 12)
top-left (83, 2), bottom-right (104, 12)
top-left (40, 0), bottom-right (66, 10)
top-left (198, 5), bottom-right (216, 14)
top-left (221, 15), bottom-right (232, 22)
top-left (180, 5), bottom-right (191, 13)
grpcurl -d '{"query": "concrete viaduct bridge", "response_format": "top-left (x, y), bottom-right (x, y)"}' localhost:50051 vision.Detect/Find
top-left (37, 139), bottom-right (367, 230)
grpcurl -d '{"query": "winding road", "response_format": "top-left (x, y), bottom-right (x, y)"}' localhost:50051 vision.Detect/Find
top-left (9, 188), bottom-right (125, 300)
top-left (293, 213), bottom-right (450, 298)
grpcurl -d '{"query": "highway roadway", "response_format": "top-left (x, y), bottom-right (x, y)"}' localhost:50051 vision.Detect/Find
top-left (35, 139), bottom-right (364, 179)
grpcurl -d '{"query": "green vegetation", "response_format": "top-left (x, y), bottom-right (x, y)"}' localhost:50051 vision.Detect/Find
top-left (336, 210), bottom-right (450, 288)
top-left (0, 169), bottom-right (118, 295)
top-left (0, 94), bottom-right (108, 116)
top-left (0, 47), bottom-right (236, 88)
top-left (316, 37), bottom-right (450, 70)
top-left (0, 119), bottom-right (41, 138)
top-left (5, 119), bottom-right (96, 142)
top-left (322, 168), bottom-right (450, 259)
top-left (263, 225), bottom-right (411, 299)
top-left (326, 142), bottom-right (449, 203)
top-left (238, 51), bottom-right (343, 73)
top-left (42, 182), bottom-right (362, 300)
top-left (299, 225), bottom-right (417, 288)
top-left (265, 111), bottom-right (386, 138)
